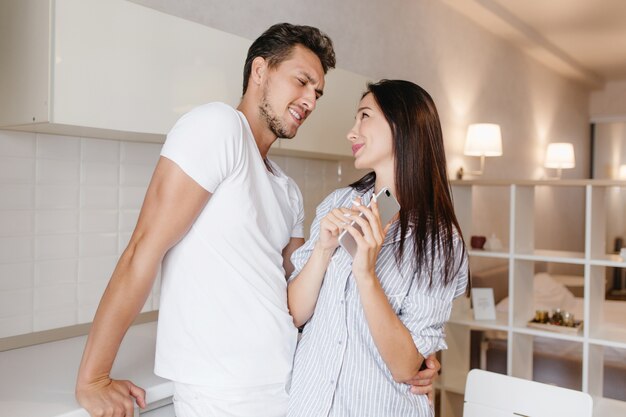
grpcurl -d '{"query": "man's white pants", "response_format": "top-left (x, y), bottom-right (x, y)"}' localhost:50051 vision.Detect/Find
top-left (173, 382), bottom-right (288, 417)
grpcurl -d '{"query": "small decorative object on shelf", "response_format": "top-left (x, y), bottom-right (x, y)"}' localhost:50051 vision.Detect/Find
top-left (484, 233), bottom-right (503, 251)
top-left (527, 309), bottom-right (583, 335)
top-left (470, 235), bottom-right (486, 249)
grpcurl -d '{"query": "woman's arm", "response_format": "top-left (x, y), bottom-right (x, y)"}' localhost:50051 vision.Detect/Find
top-left (343, 197), bottom-right (423, 383)
top-left (287, 206), bottom-right (356, 327)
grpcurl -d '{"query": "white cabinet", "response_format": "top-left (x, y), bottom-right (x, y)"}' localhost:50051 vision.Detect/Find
top-left (440, 179), bottom-right (626, 417)
top-left (0, 0), bottom-right (249, 142)
top-left (0, 0), bottom-right (371, 159)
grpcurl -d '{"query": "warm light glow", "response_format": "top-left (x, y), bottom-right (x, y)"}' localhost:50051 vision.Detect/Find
top-left (464, 124), bottom-right (503, 157)
top-left (544, 143), bottom-right (575, 169)
top-left (619, 164), bottom-right (626, 180)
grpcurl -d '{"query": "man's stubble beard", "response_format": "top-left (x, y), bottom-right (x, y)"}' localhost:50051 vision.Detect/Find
top-left (259, 87), bottom-right (297, 139)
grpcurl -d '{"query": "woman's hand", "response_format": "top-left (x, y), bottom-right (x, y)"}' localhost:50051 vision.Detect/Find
top-left (342, 196), bottom-right (391, 280)
top-left (316, 206), bottom-right (359, 252)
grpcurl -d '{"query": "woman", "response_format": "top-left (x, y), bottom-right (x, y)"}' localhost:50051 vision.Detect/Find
top-left (286, 80), bottom-right (469, 416)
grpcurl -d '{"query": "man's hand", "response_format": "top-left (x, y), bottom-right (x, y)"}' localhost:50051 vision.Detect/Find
top-left (407, 354), bottom-right (441, 404)
top-left (76, 377), bottom-right (146, 417)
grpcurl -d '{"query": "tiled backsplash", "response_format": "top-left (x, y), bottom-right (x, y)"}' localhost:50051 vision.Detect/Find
top-left (0, 130), bottom-right (364, 338)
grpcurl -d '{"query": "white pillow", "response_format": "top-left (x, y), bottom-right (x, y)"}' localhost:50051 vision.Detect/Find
top-left (495, 272), bottom-right (576, 312)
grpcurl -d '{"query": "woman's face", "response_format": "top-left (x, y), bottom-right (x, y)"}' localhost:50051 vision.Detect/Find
top-left (346, 93), bottom-right (394, 172)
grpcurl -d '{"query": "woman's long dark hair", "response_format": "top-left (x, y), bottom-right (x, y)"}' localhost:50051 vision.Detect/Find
top-left (350, 79), bottom-right (467, 287)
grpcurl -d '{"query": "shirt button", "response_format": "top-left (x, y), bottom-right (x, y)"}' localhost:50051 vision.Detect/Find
top-left (338, 340), bottom-right (342, 345)
top-left (330, 380), bottom-right (334, 385)
top-left (340, 300), bottom-right (344, 304)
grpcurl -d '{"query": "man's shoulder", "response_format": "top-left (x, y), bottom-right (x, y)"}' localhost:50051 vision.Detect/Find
top-left (184, 102), bottom-right (240, 124)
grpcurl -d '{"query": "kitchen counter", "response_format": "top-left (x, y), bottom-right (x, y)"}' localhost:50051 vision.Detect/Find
top-left (0, 322), bottom-right (172, 417)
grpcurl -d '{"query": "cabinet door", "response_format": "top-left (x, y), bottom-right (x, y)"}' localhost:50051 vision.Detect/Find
top-left (279, 68), bottom-right (371, 158)
top-left (53, 0), bottom-right (250, 135)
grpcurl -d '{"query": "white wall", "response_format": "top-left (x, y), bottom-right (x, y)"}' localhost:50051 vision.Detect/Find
top-left (590, 81), bottom-right (626, 121)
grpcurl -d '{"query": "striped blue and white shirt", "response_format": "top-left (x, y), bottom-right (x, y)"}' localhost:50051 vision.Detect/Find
top-left (287, 186), bottom-right (468, 417)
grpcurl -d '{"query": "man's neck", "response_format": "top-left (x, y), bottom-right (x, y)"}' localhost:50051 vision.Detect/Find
top-left (237, 100), bottom-right (277, 159)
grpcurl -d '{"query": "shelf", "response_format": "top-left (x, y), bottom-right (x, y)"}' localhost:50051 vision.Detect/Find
top-left (592, 397), bottom-right (626, 417)
top-left (589, 254), bottom-right (626, 267)
top-left (514, 250), bottom-right (586, 264)
top-left (512, 326), bottom-right (585, 343)
top-left (468, 249), bottom-right (510, 259)
top-left (589, 327), bottom-right (626, 349)
top-left (448, 311), bottom-right (509, 332)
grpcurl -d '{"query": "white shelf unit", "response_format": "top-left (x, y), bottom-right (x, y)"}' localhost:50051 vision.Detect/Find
top-left (440, 179), bottom-right (626, 417)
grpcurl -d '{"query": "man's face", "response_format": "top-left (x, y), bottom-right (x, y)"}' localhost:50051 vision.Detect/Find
top-left (258, 45), bottom-right (326, 139)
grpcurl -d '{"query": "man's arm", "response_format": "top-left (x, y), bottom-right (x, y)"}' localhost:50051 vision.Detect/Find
top-left (282, 237), bottom-right (305, 279)
top-left (76, 157), bottom-right (210, 417)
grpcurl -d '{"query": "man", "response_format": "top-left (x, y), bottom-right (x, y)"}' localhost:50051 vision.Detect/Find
top-left (76, 23), bottom-right (439, 417)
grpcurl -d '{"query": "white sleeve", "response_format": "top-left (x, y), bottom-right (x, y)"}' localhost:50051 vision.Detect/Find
top-left (160, 102), bottom-right (243, 193)
top-left (291, 181), bottom-right (305, 239)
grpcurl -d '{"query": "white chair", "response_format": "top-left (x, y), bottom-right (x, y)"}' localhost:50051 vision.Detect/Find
top-left (463, 369), bottom-right (593, 417)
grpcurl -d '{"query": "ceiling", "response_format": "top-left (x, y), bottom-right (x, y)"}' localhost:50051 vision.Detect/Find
top-left (442, 0), bottom-right (626, 89)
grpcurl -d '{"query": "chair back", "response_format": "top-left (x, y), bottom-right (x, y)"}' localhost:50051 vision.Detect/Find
top-left (463, 369), bottom-right (593, 417)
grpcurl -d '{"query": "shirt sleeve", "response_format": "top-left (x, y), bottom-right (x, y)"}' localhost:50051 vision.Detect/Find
top-left (160, 102), bottom-right (243, 193)
top-left (399, 234), bottom-right (469, 357)
top-left (290, 180), bottom-right (305, 239)
top-left (288, 190), bottom-right (338, 283)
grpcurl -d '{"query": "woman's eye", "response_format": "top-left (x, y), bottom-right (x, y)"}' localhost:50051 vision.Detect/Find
top-left (297, 78), bottom-right (306, 86)
top-left (361, 112), bottom-right (369, 119)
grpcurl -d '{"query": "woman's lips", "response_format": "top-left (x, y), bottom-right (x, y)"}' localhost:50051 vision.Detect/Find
top-left (352, 144), bottom-right (364, 155)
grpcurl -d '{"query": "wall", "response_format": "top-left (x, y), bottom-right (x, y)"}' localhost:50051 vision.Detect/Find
top-left (0, 129), bottom-right (364, 338)
top-left (590, 81), bottom-right (626, 122)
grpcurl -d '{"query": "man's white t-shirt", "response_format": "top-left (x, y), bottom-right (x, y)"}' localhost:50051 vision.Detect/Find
top-left (155, 102), bottom-right (303, 388)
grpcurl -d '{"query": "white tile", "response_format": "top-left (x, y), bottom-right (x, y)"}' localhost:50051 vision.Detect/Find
top-left (0, 157), bottom-right (35, 183)
top-left (0, 315), bottom-right (32, 338)
top-left (141, 294), bottom-right (153, 313)
top-left (36, 210), bottom-right (79, 234)
top-left (0, 210), bottom-right (34, 236)
top-left (35, 234), bottom-right (78, 260)
top-left (34, 283), bottom-right (76, 311)
top-left (81, 162), bottom-right (119, 185)
top-left (121, 141), bottom-right (161, 165)
top-left (0, 263), bottom-right (33, 290)
top-left (78, 256), bottom-right (117, 283)
top-left (36, 134), bottom-right (80, 160)
top-left (77, 304), bottom-right (98, 324)
top-left (78, 280), bottom-right (108, 307)
top-left (119, 210), bottom-right (139, 232)
top-left (0, 236), bottom-right (33, 262)
top-left (34, 307), bottom-right (77, 331)
top-left (119, 186), bottom-right (147, 209)
top-left (0, 130), bottom-right (36, 157)
top-left (0, 185), bottom-right (34, 209)
top-left (36, 159), bottom-right (80, 184)
top-left (79, 233), bottom-right (118, 257)
top-left (120, 164), bottom-right (154, 186)
top-left (35, 259), bottom-right (77, 286)
top-left (82, 138), bottom-right (119, 162)
top-left (80, 210), bottom-right (118, 233)
top-left (0, 289), bottom-right (33, 318)
top-left (36, 185), bottom-right (79, 209)
top-left (80, 186), bottom-right (118, 209)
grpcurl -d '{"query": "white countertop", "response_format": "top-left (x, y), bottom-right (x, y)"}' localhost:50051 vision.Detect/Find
top-left (0, 322), bottom-right (172, 417)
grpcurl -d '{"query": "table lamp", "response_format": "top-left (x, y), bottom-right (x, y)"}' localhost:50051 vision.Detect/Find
top-left (461, 123), bottom-right (503, 177)
top-left (544, 142), bottom-right (575, 179)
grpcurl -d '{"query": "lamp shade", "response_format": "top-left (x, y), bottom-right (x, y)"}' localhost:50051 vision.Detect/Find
top-left (544, 143), bottom-right (575, 169)
top-left (464, 124), bottom-right (503, 157)
top-left (619, 164), bottom-right (626, 180)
